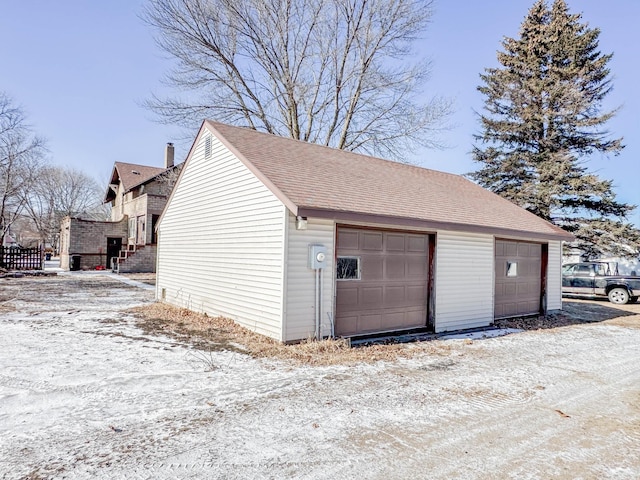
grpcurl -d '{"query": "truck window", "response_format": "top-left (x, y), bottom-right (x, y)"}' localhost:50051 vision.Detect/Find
top-left (594, 264), bottom-right (607, 276)
top-left (575, 265), bottom-right (594, 276)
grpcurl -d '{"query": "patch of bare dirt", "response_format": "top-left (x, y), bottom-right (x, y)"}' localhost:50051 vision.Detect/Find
top-left (495, 299), bottom-right (637, 330)
top-left (1, 275), bottom-right (134, 301)
top-left (120, 273), bottom-right (156, 286)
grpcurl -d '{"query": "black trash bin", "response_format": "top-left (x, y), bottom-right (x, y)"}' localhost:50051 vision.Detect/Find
top-left (45, 253), bottom-right (52, 261)
top-left (70, 254), bottom-right (81, 271)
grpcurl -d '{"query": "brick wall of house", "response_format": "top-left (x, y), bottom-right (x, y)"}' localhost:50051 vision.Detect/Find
top-left (116, 245), bottom-right (158, 273)
top-left (143, 178), bottom-right (173, 197)
top-left (72, 166), bottom-right (178, 272)
top-left (60, 217), bottom-right (128, 270)
top-left (126, 194), bottom-right (170, 245)
top-left (147, 194), bottom-right (169, 215)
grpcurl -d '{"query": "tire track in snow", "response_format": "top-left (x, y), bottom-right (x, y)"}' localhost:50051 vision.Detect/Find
top-left (336, 329), bottom-right (640, 479)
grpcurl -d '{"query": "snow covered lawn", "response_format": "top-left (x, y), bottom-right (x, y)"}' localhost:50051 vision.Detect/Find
top-left (1, 273), bottom-right (639, 479)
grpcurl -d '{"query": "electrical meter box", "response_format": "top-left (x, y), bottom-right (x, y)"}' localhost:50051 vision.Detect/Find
top-left (308, 244), bottom-right (328, 269)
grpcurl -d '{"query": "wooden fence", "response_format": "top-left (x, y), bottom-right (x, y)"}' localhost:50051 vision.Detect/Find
top-left (0, 246), bottom-right (44, 271)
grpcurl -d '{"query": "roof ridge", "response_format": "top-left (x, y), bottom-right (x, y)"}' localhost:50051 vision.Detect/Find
top-left (202, 120), bottom-right (573, 241)
top-left (205, 120), bottom-right (460, 178)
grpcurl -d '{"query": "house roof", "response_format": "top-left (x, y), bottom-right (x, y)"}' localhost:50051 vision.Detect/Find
top-left (193, 121), bottom-right (574, 241)
top-left (104, 162), bottom-right (171, 203)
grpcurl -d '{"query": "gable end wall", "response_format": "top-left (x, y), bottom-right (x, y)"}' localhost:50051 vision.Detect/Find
top-left (156, 131), bottom-right (287, 341)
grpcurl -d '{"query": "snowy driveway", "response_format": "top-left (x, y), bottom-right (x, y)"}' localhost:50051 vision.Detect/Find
top-left (1, 274), bottom-right (640, 479)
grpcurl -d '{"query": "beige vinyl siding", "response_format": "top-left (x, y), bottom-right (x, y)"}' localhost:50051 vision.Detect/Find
top-left (283, 214), bottom-right (335, 342)
top-left (546, 240), bottom-right (563, 311)
top-left (156, 132), bottom-right (287, 341)
top-left (434, 231), bottom-right (495, 332)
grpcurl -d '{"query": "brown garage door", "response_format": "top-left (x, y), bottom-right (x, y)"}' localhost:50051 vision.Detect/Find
top-left (335, 227), bottom-right (429, 336)
top-left (495, 240), bottom-right (542, 319)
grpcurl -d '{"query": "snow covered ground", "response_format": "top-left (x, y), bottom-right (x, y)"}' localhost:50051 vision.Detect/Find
top-left (1, 273), bottom-right (639, 479)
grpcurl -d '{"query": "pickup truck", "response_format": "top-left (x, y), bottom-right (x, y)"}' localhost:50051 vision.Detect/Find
top-left (562, 262), bottom-right (640, 304)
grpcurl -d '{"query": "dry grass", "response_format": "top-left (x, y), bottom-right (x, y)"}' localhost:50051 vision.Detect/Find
top-left (0, 304), bottom-right (16, 313)
top-left (128, 299), bottom-right (640, 366)
top-left (129, 302), bottom-right (450, 366)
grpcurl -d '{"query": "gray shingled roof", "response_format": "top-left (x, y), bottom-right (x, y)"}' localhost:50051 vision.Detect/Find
top-left (204, 120), bottom-right (573, 241)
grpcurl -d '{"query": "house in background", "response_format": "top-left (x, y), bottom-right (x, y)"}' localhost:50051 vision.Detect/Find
top-left (59, 143), bottom-right (181, 272)
top-left (156, 121), bottom-right (574, 343)
top-left (1, 231), bottom-right (19, 248)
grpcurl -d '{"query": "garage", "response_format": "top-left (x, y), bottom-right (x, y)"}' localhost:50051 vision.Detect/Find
top-left (335, 227), bottom-right (430, 336)
top-left (494, 239), bottom-right (543, 318)
top-left (157, 121), bottom-right (573, 342)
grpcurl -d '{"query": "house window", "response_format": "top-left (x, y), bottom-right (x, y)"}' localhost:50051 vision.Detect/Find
top-left (506, 261), bottom-right (518, 277)
top-left (128, 217), bottom-right (136, 240)
top-left (204, 135), bottom-right (212, 158)
top-left (337, 256), bottom-right (360, 280)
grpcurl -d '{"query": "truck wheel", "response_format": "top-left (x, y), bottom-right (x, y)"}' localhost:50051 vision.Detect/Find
top-left (608, 288), bottom-right (630, 304)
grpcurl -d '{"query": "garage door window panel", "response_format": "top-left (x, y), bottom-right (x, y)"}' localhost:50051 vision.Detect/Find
top-left (337, 256), bottom-right (360, 280)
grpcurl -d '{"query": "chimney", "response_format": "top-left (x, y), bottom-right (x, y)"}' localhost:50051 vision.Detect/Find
top-left (164, 142), bottom-right (175, 168)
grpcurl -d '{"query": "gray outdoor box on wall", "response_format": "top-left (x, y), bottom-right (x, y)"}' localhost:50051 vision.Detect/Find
top-left (308, 244), bottom-right (327, 270)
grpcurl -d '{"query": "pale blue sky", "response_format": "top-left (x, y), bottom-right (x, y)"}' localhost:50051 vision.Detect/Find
top-left (1, 0), bottom-right (638, 225)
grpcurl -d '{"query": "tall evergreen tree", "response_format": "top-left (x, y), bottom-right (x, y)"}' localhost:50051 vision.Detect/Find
top-left (470, 0), bottom-right (639, 259)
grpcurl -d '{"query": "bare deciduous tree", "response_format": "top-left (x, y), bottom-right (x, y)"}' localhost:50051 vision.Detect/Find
top-left (0, 93), bottom-right (46, 244)
top-left (143, 0), bottom-right (451, 159)
top-left (156, 163), bottom-right (183, 195)
top-left (24, 166), bottom-right (109, 251)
